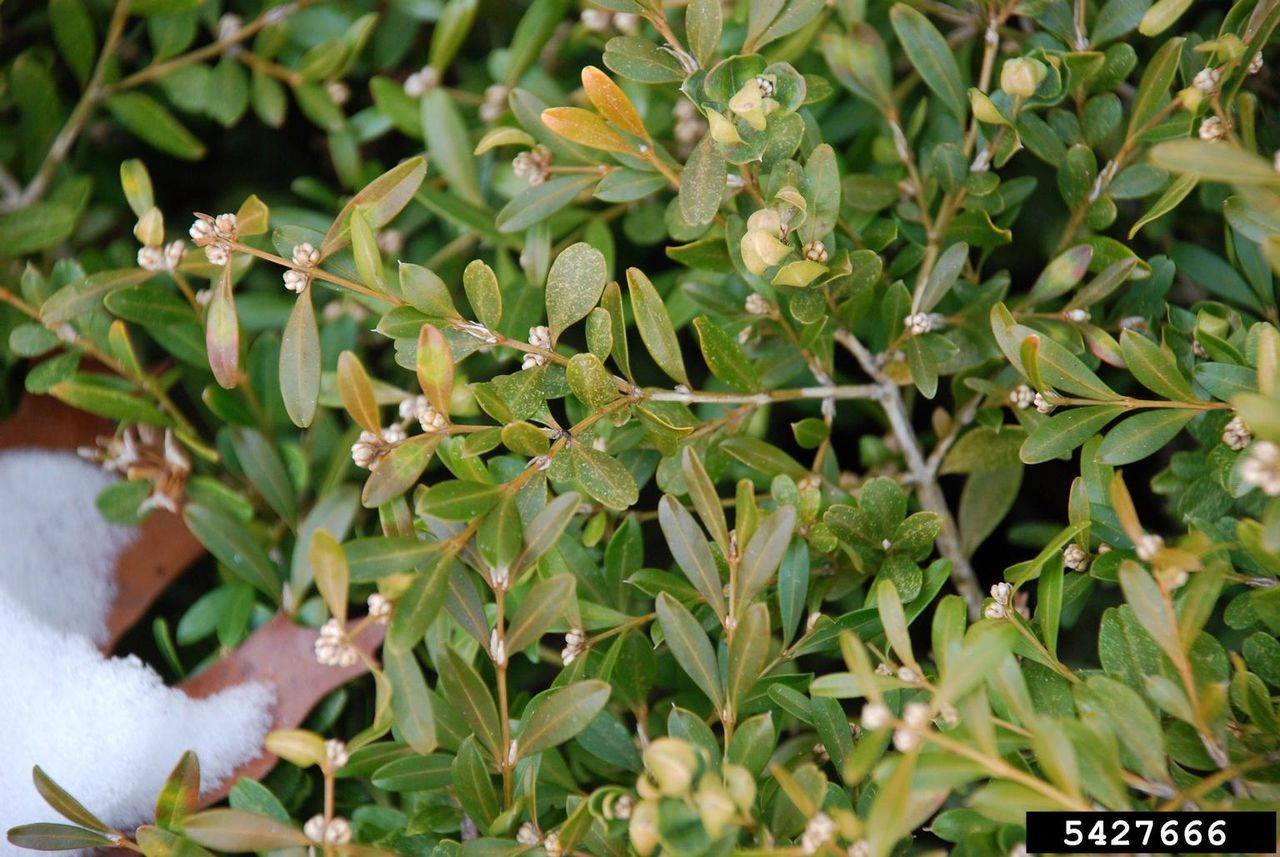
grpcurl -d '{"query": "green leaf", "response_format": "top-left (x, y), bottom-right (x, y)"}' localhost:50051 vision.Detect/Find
top-left (1074, 676), bottom-right (1167, 781)
top-left (1119, 330), bottom-right (1195, 402)
top-left (568, 353), bottom-right (620, 411)
top-left (452, 737), bottom-right (499, 826)
top-left (280, 288), bottom-right (320, 427)
top-left (49, 380), bottom-right (170, 427)
top-left (572, 444), bottom-right (639, 511)
top-left (321, 157), bottom-right (427, 257)
top-left (229, 428), bottom-right (297, 526)
top-left (685, 0), bottom-right (723, 67)
top-left (1128, 173), bottom-right (1196, 238)
top-left (31, 768), bottom-right (111, 833)
top-left (309, 529), bottom-right (350, 624)
top-left (506, 574), bottom-right (575, 652)
top-left (421, 88), bottom-right (484, 208)
top-left (181, 811), bottom-right (309, 852)
top-left (6, 825), bottom-right (114, 851)
top-left (344, 537), bottom-right (443, 582)
top-left (547, 242), bottom-right (608, 343)
top-left (401, 263), bottom-right (458, 318)
top-left (0, 201), bottom-right (77, 258)
top-left (205, 266), bottom-right (239, 390)
top-left (934, 623), bottom-right (1018, 707)
top-left (517, 680), bottom-right (611, 759)
top-left (520, 491), bottom-right (580, 568)
top-left (363, 435), bottom-right (438, 509)
top-left (890, 4), bottom-right (967, 121)
top-left (737, 505), bottom-right (796, 607)
top-left (693, 317), bottom-right (757, 392)
top-left (49, 0), bottom-right (96, 85)
top-left (384, 647), bottom-right (438, 755)
top-left (679, 135), bottom-right (726, 227)
top-left (658, 495), bottom-right (725, 620)
top-left (1096, 409), bottom-right (1194, 465)
top-left (627, 267), bottom-right (688, 385)
top-left (417, 480), bottom-right (504, 520)
top-left (496, 173), bottom-right (598, 233)
top-left (656, 591), bottom-right (725, 709)
top-left (290, 490), bottom-right (359, 594)
top-left (350, 208), bottom-right (386, 293)
top-left (104, 93), bottom-right (205, 159)
top-left (463, 259), bottom-right (501, 331)
top-left (1021, 405), bottom-right (1125, 464)
top-left (183, 503), bottom-right (280, 600)
top-left (388, 556), bottom-right (452, 651)
top-left (1118, 561), bottom-right (1181, 661)
top-left (153, 752), bottom-right (199, 831)
top-left (603, 36), bottom-right (685, 83)
top-left (440, 648), bottom-right (502, 760)
top-left (726, 602), bottom-right (769, 709)
top-left (42, 268), bottom-right (152, 324)
top-left (1149, 140), bottom-right (1280, 188)
top-left (877, 579), bottom-right (917, 670)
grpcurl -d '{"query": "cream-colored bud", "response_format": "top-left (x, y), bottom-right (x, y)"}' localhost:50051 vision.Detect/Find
top-left (628, 800), bottom-right (660, 856)
top-left (643, 737), bottom-right (697, 796)
top-left (1000, 57), bottom-right (1047, 98)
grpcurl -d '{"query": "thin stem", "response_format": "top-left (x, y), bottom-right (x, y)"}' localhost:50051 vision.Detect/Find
top-left (230, 241), bottom-right (397, 304)
top-left (0, 287), bottom-right (202, 440)
top-left (8, 0), bottom-right (132, 211)
top-left (835, 329), bottom-right (984, 614)
top-left (924, 728), bottom-right (1092, 810)
top-left (104, 3), bottom-right (307, 96)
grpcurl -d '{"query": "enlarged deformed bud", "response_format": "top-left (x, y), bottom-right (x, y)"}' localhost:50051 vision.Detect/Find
top-left (803, 240), bottom-right (829, 263)
top-left (1000, 57), bottom-right (1047, 98)
top-left (643, 737), bottom-right (697, 796)
top-left (1033, 392), bottom-right (1055, 414)
top-left (1009, 384), bottom-right (1035, 410)
top-left (628, 799), bottom-right (660, 857)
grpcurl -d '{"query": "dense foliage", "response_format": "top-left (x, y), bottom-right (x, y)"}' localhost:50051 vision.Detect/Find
top-left (2, 0), bottom-right (1280, 855)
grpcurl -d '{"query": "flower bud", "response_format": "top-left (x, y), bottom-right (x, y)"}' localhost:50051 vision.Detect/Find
top-left (1000, 57), bottom-right (1047, 98)
top-left (722, 763), bottom-right (757, 812)
top-left (265, 728), bottom-right (327, 768)
top-left (694, 776), bottom-right (737, 837)
top-left (643, 737), bottom-right (698, 796)
top-left (628, 799), bottom-right (660, 857)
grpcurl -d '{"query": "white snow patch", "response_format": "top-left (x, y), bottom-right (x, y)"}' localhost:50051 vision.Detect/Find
top-left (0, 450), bottom-right (133, 645)
top-left (0, 450), bottom-right (273, 847)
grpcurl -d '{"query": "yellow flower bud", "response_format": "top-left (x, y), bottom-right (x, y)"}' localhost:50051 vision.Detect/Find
top-left (722, 763), bottom-right (757, 813)
top-left (707, 109), bottom-right (743, 145)
top-left (628, 799), bottom-right (660, 856)
top-left (969, 90), bottom-right (1006, 125)
top-left (264, 728), bottom-right (327, 768)
top-left (728, 79), bottom-right (769, 131)
top-left (999, 57), bottom-right (1047, 98)
top-left (741, 228), bottom-right (793, 275)
top-left (134, 207), bottom-right (165, 248)
top-left (642, 737), bottom-right (698, 796)
top-left (695, 776), bottom-right (737, 837)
